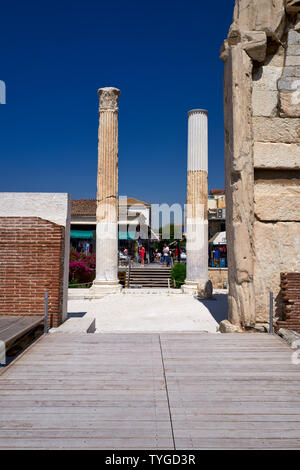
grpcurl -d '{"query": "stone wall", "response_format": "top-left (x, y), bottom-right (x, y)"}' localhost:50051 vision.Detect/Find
top-left (221, 0), bottom-right (300, 330)
top-left (0, 217), bottom-right (65, 328)
top-left (208, 268), bottom-right (228, 290)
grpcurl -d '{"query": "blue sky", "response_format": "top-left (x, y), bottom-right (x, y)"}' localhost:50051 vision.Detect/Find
top-left (0, 0), bottom-right (235, 206)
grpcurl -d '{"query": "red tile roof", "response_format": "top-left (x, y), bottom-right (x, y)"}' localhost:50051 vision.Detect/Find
top-left (71, 198), bottom-right (151, 216)
top-left (209, 189), bottom-right (225, 196)
top-left (72, 199), bottom-right (97, 216)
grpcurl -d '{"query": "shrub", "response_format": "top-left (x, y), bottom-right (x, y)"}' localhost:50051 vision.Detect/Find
top-left (171, 263), bottom-right (186, 289)
top-left (69, 248), bottom-right (96, 283)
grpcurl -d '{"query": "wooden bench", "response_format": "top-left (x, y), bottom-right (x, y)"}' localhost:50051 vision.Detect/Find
top-left (0, 316), bottom-right (43, 351)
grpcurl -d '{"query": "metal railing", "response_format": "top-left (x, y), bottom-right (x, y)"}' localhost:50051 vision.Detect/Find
top-left (44, 292), bottom-right (49, 334)
top-left (269, 291), bottom-right (274, 335)
top-left (127, 257), bottom-right (131, 288)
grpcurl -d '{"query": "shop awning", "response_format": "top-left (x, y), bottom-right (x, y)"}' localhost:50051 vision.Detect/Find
top-left (209, 231), bottom-right (226, 245)
top-left (70, 230), bottom-right (94, 239)
top-left (118, 231), bottom-right (136, 240)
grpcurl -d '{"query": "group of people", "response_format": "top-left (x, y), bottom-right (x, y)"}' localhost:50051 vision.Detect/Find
top-left (211, 246), bottom-right (227, 267)
top-left (136, 243), bottom-right (174, 267)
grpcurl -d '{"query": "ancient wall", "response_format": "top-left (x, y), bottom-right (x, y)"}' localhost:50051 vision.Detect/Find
top-left (0, 217), bottom-right (65, 328)
top-left (208, 268), bottom-right (228, 290)
top-left (221, 0), bottom-right (300, 330)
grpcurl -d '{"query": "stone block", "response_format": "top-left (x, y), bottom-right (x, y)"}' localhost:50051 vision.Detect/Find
top-left (253, 117), bottom-right (300, 143)
top-left (241, 31), bottom-right (267, 62)
top-left (219, 320), bottom-right (242, 333)
top-left (208, 268), bottom-right (228, 289)
top-left (252, 89), bottom-right (278, 116)
top-left (254, 181), bottom-right (300, 221)
top-left (232, 0), bottom-right (286, 42)
top-left (253, 142), bottom-right (300, 169)
top-left (278, 76), bottom-right (300, 91)
top-left (280, 90), bottom-right (300, 117)
top-left (253, 66), bottom-right (283, 91)
top-left (254, 221), bottom-right (300, 321)
top-left (286, 45), bottom-right (300, 56)
top-left (286, 56), bottom-right (300, 66)
top-left (287, 30), bottom-right (300, 45)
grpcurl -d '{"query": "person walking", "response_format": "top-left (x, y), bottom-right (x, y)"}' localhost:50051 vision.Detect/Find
top-left (140, 245), bottom-right (146, 267)
top-left (162, 243), bottom-right (169, 266)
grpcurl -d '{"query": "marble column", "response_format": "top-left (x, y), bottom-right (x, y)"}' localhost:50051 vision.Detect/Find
top-left (92, 87), bottom-right (122, 296)
top-left (182, 109), bottom-right (211, 297)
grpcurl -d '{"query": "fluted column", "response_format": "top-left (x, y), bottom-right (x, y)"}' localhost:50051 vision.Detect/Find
top-left (92, 87), bottom-right (122, 295)
top-left (182, 109), bottom-right (211, 297)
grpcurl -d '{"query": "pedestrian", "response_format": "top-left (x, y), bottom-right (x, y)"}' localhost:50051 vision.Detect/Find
top-left (162, 243), bottom-right (169, 266)
top-left (140, 245), bottom-right (146, 266)
top-left (213, 247), bottom-right (220, 267)
top-left (167, 250), bottom-right (173, 267)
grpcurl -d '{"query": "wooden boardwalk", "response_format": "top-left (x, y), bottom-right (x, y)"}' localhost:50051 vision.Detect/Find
top-left (0, 332), bottom-right (300, 449)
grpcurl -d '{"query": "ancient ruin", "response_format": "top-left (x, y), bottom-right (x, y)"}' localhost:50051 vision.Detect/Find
top-left (220, 0), bottom-right (300, 331)
top-left (91, 87), bottom-right (122, 296)
top-left (182, 109), bottom-right (210, 296)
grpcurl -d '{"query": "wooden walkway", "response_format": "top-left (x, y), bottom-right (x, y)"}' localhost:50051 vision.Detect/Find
top-left (0, 332), bottom-right (300, 449)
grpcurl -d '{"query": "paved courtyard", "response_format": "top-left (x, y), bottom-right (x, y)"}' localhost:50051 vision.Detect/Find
top-left (0, 332), bottom-right (300, 449)
top-left (67, 292), bottom-right (227, 333)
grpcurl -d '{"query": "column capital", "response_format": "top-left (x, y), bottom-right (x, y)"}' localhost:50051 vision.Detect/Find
top-left (98, 87), bottom-right (121, 112)
top-left (188, 109), bottom-right (208, 117)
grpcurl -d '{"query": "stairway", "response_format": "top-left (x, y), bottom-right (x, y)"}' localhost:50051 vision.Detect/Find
top-left (128, 267), bottom-right (172, 288)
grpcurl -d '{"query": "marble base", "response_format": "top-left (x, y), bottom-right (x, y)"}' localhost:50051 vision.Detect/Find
top-left (182, 281), bottom-right (199, 295)
top-left (89, 280), bottom-right (122, 298)
top-left (182, 280), bottom-right (212, 298)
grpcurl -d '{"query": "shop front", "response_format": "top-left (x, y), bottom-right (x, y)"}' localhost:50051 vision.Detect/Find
top-left (209, 231), bottom-right (227, 268)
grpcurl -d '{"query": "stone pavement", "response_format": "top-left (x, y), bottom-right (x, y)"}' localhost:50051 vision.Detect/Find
top-left (66, 292), bottom-right (226, 333)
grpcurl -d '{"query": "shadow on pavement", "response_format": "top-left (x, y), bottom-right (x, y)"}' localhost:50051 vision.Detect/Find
top-left (198, 294), bottom-right (228, 324)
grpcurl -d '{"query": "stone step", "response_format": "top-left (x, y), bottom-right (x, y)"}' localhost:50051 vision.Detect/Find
top-left (129, 277), bottom-right (171, 280)
top-left (128, 266), bottom-right (172, 288)
top-left (123, 288), bottom-right (182, 295)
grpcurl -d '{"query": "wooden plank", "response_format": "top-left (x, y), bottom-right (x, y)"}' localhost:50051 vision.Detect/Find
top-left (160, 333), bottom-right (300, 450)
top-left (0, 332), bottom-right (174, 449)
top-left (1, 331), bottom-right (300, 449)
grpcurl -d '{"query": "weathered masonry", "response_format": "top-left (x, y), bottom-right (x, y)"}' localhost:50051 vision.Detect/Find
top-left (220, 0), bottom-right (300, 331)
top-left (91, 87), bottom-right (122, 296)
top-left (182, 109), bottom-right (209, 296)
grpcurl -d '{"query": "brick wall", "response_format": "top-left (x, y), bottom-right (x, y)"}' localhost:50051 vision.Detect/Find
top-left (276, 273), bottom-right (300, 333)
top-left (0, 217), bottom-right (65, 327)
